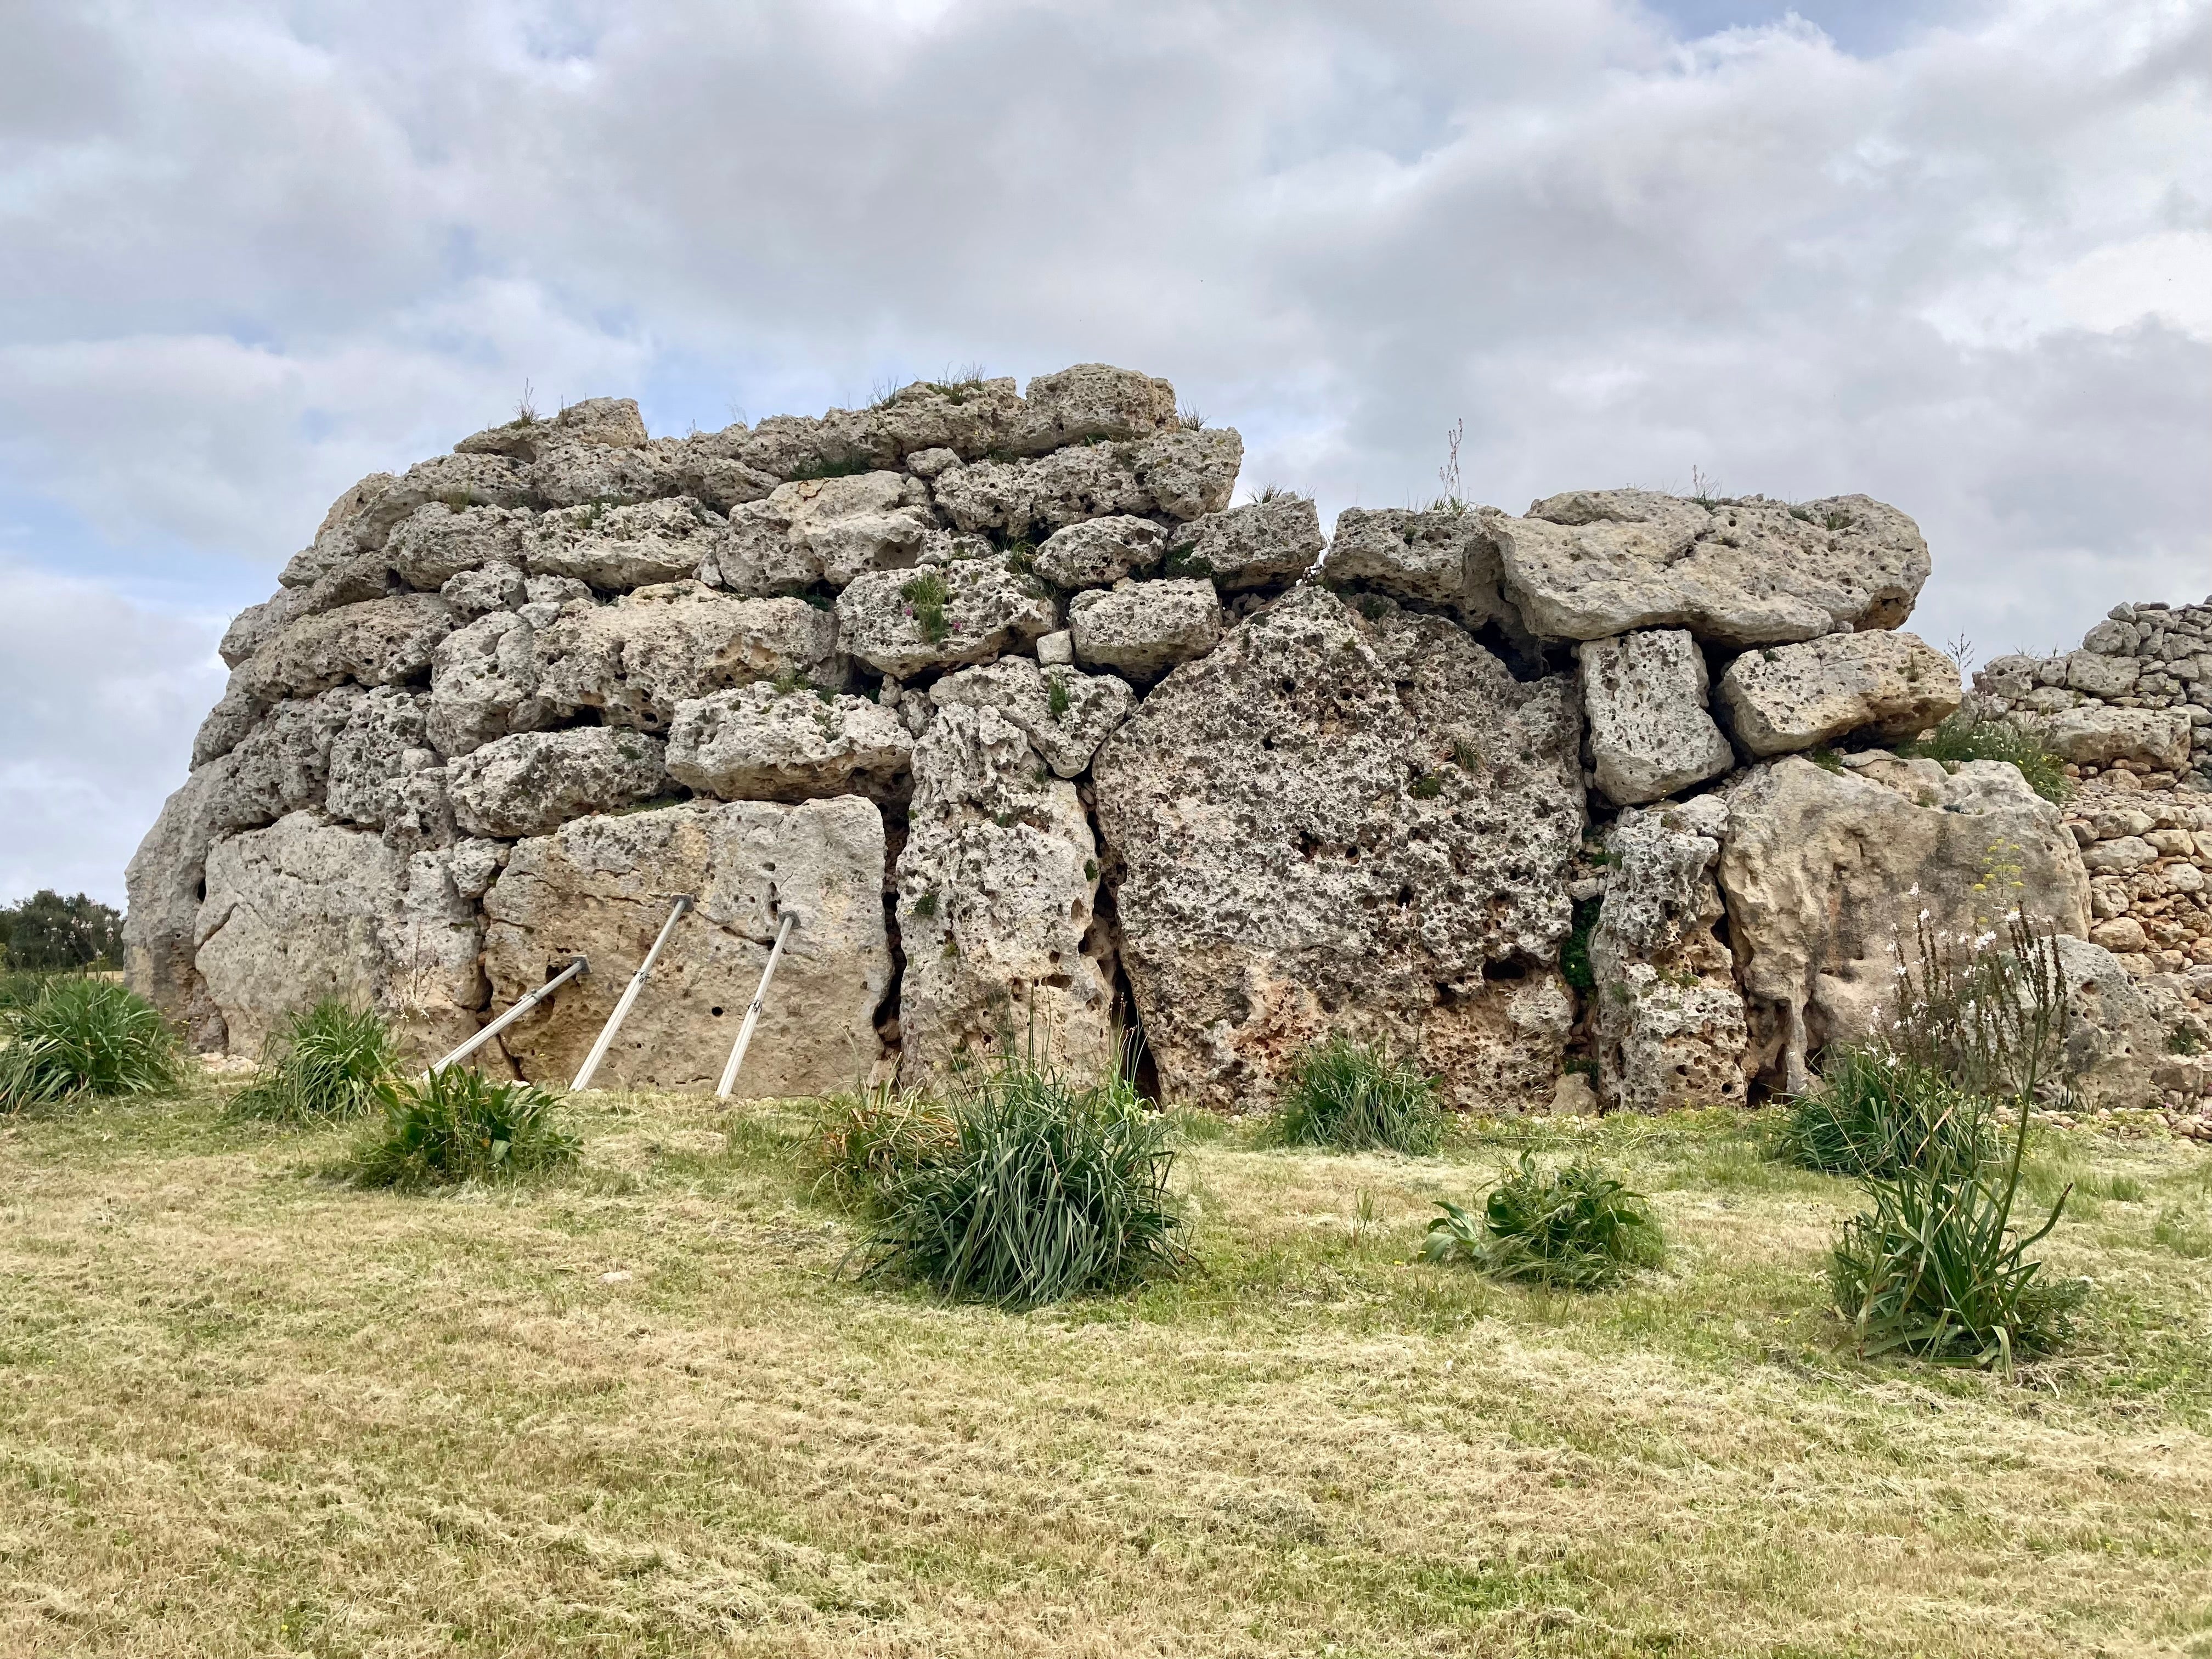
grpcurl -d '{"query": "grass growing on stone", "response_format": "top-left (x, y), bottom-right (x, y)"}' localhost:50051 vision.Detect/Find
top-left (3, 1086), bottom-right (2212, 1655)
top-left (1903, 711), bottom-right (2072, 803)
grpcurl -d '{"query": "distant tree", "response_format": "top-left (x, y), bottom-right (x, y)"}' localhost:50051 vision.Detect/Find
top-left (0, 891), bottom-right (126, 972)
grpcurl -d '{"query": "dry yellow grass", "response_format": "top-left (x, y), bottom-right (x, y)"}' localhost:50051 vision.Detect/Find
top-left (3, 1087), bottom-right (2210, 1657)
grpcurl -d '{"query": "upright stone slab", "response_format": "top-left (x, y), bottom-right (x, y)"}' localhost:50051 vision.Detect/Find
top-left (1577, 629), bottom-right (1733, 806)
top-left (1093, 586), bottom-right (1585, 1110)
top-left (481, 798), bottom-right (891, 1094)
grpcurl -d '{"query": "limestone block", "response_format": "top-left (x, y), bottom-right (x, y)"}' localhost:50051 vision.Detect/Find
top-left (665, 682), bottom-right (914, 802)
top-left (192, 677), bottom-right (272, 769)
top-left (526, 436), bottom-right (694, 507)
top-left (1067, 579), bottom-right (1221, 683)
top-left (383, 504), bottom-right (532, 590)
top-left (870, 378), bottom-right (1025, 464)
top-left (447, 728), bottom-right (672, 839)
top-left (194, 814), bottom-right (484, 1058)
top-left (341, 454), bottom-right (535, 565)
top-left (1163, 495), bottom-right (1323, 591)
top-left (2081, 837), bottom-right (2157, 873)
top-left (1588, 802), bottom-right (1749, 1112)
top-left (204, 690), bottom-right (360, 832)
top-left (834, 560), bottom-right (1056, 678)
top-left (735, 408), bottom-right (902, 481)
top-left (710, 472), bottom-right (934, 595)
top-left (1031, 516), bottom-right (1166, 588)
top-left (2089, 917), bottom-right (2148, 953)
top-left (1012, 363), bottom-right (1178, 453)
top-left (458, 396), bottom-right (648, 458)
top-left (1717, 755), bottom-right (2091, 1094)
top-left (123, 760), bottom-right (240, 1047)
top-left (236, 594), bottom-right (455, 701)
top-left (481, 798), bottom-right (891, 1094)
top-left (537, 583), bottom-right (845, 733)
top-left (1577, 629), bottom-right (1734, 806)
top-left (2066, 650), bottom-right (2141, 699)
top-left (2032, 706), bottom-right (2193, 770)
top-left (1092, 586), bottom-right (1586, 1110)
top-left (523, 497), bottom-right (724, 591)
top-left (932, 428), bottom-right (1242, 535)
top-left (1035, 629), bottom-right (1074, 667)
top-left (219, 586), bottom-right (313, 667)
top-left (1321, 506), bottom-right (1518, 631)
top-left (426, 611), bottom-right (550, 757)
top-left (276, 472), bottom-right (399, 589)
top-left (326, 687), bottom-right (433, 827)
top-left (1716, 630), bottom-right (1962, 757)
top-left (1492, 490), bottom-right (1929, 644)
top-left (928, 655), bottom-right (1135, 778)
top-left (438, 562), bottom-right (527, 620)
top-left (2052, 935), bottom-right (2166, 1109)
top-left (895, 704), bottom-right (1115, 1085)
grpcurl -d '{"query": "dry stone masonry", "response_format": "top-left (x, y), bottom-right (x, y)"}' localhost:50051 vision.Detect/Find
top-left (126, 365), bottom-right (2212, 1119)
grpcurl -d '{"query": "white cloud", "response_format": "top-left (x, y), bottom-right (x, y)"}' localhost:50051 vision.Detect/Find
top-left (0, 0), bottom-right (2205, 902)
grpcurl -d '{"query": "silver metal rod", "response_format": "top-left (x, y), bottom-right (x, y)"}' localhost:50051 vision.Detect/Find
top-left (716, 911), bottom-right (796, 1100)
top-left (571, 896), bottom-right (693, 1092)
top-left (422, 956), bottom-right (586, 1078)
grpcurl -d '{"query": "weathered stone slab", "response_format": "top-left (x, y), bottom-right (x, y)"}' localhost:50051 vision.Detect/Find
top-left (1319, 506), bottom-right (1518, 631)
top-left (1492, 490), bottom-right (1930, 645)
top-left (1067, 579), bottom-right (1220, 682)
top-left (447, 728), bottom-right (672, 839)
top-left (834, 560), bottom-right (1056, 678)
top-left (895, 704), bottom-right (1115, 1085)
top-left (1093, 586), bottom-right (1585, 1110)
top-left (1716, 630), bottom-right (1960, 757)
top-left (1578, 629), bottom-right (1734, 806)
top-left (665, 683), bottom-right (914, 802)
top-left (438, 562), bottom-right (527, 620)
top-left (1163, 495), bottom-right (1323, 591)
top-left (236, 595), bottom-right (455, 701)
top-left (481, 798), bottom-right (891, 1094)
top-left (932, 428), bottom-right (1242, 535)
top-left (928, 656), bottom-right (1134, 778)
top-left (2030, 706), bottom-right (2193, 770)
top-left (1013, 363), bottom-right (1179, 453)
top-left (276, 472), bottom-right (399, 589)
top-left (426, 611), bottom-right (550, 757)
top-left (2052, 935), bottom-right (2167, 1110)
top-left (1031, 515), bottom-right (1165, 588)
top-left (383, 504), bottom-right (532, 590)
top-left (710, 472), bottom-right (934, 595)
top-left (523, 497), bottom-right (724, 591)
top-left (326, 687), bottom-right (434, 828)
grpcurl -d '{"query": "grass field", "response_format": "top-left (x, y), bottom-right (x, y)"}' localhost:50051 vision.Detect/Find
top-left (3, 1085), bottom-right (2210, 1657)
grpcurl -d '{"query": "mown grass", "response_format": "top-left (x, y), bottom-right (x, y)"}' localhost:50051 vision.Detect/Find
top-left (2, 1086), bottom-right (2210, 1655)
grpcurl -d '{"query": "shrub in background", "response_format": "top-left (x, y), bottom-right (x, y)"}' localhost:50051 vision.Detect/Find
top-left (1779, 1047), bottom-right (1988, 1177)
top-left (1273, 1036), bottom-right (1442, 1155)
top-left (1902, 713), bottom-right (2069, 804)
top-left (349, 1066), bottom-right (578, 1187)
top-left (855, 1062), bottom-right (1188, 1308)
top-left (0, 977), bottom-right (185, 1110)
top-left (1422, 1152), bottom-right (1664, 1289)
top-left (230, 1000), bottom-right (398, 1124)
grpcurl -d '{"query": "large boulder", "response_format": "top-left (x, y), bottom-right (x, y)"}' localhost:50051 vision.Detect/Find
top-left (1163, 495), bottom-right (1323, 591)
top-left (1716, 630), bottom-right (1961, 757)
top-left (481, 798), bottom-right (892, 1094)
top-left (193, 813), bottom-right (485, 1057)
top-left (123, 760), bottom-right (245, 1047)
top-left (834, 560), bottom-right (1056, 678)
top-left (1577, 629), bottom-right (1734, 806)
top-left (1718, 754), bottom-right (2092, 1094)
top-left (1067, 579), bottom-right (1221, 683)
top-left (1588, 798), bottom-right (1750, 1113)
top-left (895, 704), bottom-right (1116, 1085)
top-left (1031, 516), bottom-right (1166, 588)
top-left (1093, 586), bottom-right (1585, 1110)
top-left (931, 428), bottom-right (1242, 535)
top-left (205, 690), bottom-right (360, 832)
top-left (522, 497), bottom-right (724, 591)
top-left (710, 472), bottom-right (934, 595)
top-left (1492, 491), bottom-right (1929, 645)
top-left (928, 656), bottom-right (1133, 778)
top-left (382, 504), bottom-right (532, 591)
top-left (1322, 506), bottom-right (1522, 635)
top-left (235, 594), bottom-right (455, 701)
top-left (1013, 363), bottom-right (1179, 453)
top-left (665, 683), bottom-right (914, 802)
top-left (426, 611), bottom-right (550, 757)
top-left (447, 728), bottom-right (672, 839)
top-left (276, 472), bottom-right (399, 590)
top-left (535, 583), bottom-right (845, 732)
top-left (2030, 706), bottom-right (2193, 771)
top-left (2051, 935), bottom-right (2166, 1111)
top-left (326, 687), bottom-right (435, 830)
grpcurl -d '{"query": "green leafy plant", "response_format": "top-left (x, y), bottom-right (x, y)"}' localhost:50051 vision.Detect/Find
top-left (0, 976), bottom-right (186, 1110)
top-left (1560, 897), bottom-right (1601, 993)
top-left (809, 1082), bottom-right (958, 1212)
top-left (0, 889), bottom-right (125, 972)
top-left (1902, 713), bottom-right (2070, 804)
top-left (347, 1068), bottom-right (579, 1187)
top-left (901, 572), bottom-right (951, 643)
top-left (1421, 1153), bottom-right (1663, 1289)
top-left (1272, 1036), bottom-right (1442, 1155)
top-left (229, 1000), bottom-right (399, 1124)
top-left (851, 1062), bottom-right (1188, 1308)
top-left (1778, 1047), bottom-right (1988, 1177)
top-left (1046, 673), bottom-right (1073, 719)
top-left (909, 889), bottom-right (940, 920)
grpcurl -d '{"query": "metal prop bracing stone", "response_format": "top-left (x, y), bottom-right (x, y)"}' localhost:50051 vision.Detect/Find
top-left (571, 896), bottom-right (692, 1090)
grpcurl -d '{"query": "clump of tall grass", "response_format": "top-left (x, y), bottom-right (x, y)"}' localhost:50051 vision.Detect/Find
top-left (0, 977), bottom-right (185, 1110)
top-left (1779, 1047), bottom-right (1988, 1177)
top-left (810, 1082), bottom-right (957, 1212)
top-left (229, 1000), bottom-right (398, 1124)
top-left (846, 1061), bottom-right (1188, 1309)
top-left (347, 1066), bottom-right (578, 1187)
top-left (1901, 713), bottom-right (2069, 804)
top-left (1272, 1036), bottom-right (1442, 1155)
top-left (1422, 1153), bottom-right (1663, 1289)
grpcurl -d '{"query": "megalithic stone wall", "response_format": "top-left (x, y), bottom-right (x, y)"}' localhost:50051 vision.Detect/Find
top-left (124, 364), bottom-right (2212, 1113)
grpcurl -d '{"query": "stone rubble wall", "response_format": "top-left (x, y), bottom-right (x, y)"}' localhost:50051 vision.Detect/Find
top-left (124, 363), bottom-right (2211, 1116)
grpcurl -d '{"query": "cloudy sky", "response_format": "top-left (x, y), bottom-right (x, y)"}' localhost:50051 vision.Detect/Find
top-left (2, 0), bottom-right (2206, 906)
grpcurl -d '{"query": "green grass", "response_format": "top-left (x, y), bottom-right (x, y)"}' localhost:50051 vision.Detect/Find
top-left (1421, 1152), bottom-right (1664, 1289)
top-left (1902, 711), bottom-right (2071, 802)
top-left (1272, 1036), bottom-right (1442, 1154)
top-left (228, 998), bottom-right (398, 1124)
top-left (346, 1067), bottom-right (580, 1187)
top-left (1778, 1046), bottom-right (1989, 1176)
top-left (900, 571), bottom-right (951, 642)
top-left (0, 976), bottom-right (185, 1110)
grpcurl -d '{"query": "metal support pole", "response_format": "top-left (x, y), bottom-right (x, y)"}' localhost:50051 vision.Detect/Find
top-left (422, 956), bottom-right (587, 1079)
top-left (716, 911), bottom-right (796, 1101)
top-left (571, 896), bottom-right (693, 1092)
